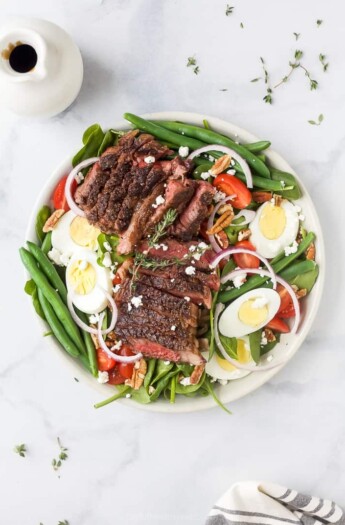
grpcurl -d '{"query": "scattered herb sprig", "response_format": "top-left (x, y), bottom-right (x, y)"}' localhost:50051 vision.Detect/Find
top-left (225, 4), bottom-right (234, 16)
top-left (316, 19), bottom-right (323, 27)
top-left (261, 57), bottom-right (273, 104)
top-left (186, 56), bottom-right (199, 75)
top-left (319, 53), bottom-right (329, 72)
top-left (308, 114), bottom-right (324, 126)
top-left (148, 209), bottom-right (177, 247)
top-left (293, 32), bottom-right (300, 40)
top-left (14, 443), bottom-right (26, 457)
top-left (52, 437), bottom-right (68, 473)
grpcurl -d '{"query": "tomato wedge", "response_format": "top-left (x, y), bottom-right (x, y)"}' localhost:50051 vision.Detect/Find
top-left (213, 174), bottom-right (252, 209)
top-left (108, 366), bottom-right (126, 385)
top-left (279, 303), bottom-right (296, 319)
top-left (118, 345), bottom-right (135, 379)
top-left (112, 273), bottom-right (122, 285)
top-left (266, 316), bottom-right (290, 333)
top-left (52, 175), bottom-right (77, 211)
top-left (233, 240), bottom-right (260, 269)
top-left (97, 348), bottom-right (116, 371)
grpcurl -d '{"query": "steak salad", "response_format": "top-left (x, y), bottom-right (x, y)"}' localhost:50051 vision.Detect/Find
top-left (20, 114), bottom-right (319, 410)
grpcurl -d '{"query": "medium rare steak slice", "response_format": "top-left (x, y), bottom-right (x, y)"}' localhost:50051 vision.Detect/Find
top-left (139, 265), bottom-right (220, 292)
top-left (136, 273), bottom-right (212, 309)
top-left (116, 279), bottom-right (199, 328)
top-left (124, 338), bottom-right (204, 366)
top-left (171, 180), bottom-right (216, 240)
top-left (138, 238), bottom-right (216, 271)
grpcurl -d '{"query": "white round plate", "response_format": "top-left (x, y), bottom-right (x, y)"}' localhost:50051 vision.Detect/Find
top-left (25, 112), bottom-right (325, 413)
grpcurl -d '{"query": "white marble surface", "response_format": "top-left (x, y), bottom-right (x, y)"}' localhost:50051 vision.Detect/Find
top-left (0, 0), bottom-right (344, 523)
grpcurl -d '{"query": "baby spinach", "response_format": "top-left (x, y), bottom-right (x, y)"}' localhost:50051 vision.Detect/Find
top-left (24, 279), bottom-right (45, 320)
top-left (175, 372), bottom-right (206, 394)
top-left (291, 265), bottom-right (319, 292)
top-left (151, 360), bottom-right (174, 385)
top-left (270, 168), bottom-right (302, 200)
top-left (72, 124), bottom-right (105, 167)
top-left (249, 330), bottom-right (261, 363)
top-left (35, 205), bottom-right (51, 244)
top-left (218, 334), bottom-right (237, 359)
top-left (260, 333), bottom-right (280, 355)
top-left (203, 377), bottom-right (232, 414)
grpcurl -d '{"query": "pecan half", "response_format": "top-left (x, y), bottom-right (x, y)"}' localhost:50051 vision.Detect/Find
top-left (209, 154), bottom-right (231, 176)
top-left (207, 204), bottom-right (234, 235)
top-left (264, 328), bottom-right (276, 343)
top-left (190, 363), bottom-right (205, 385)
top-left (305, 242), bottom-right (315, 261)
top-left (215, 230), bottom-right (229, 249)
top-left (125, 358), bottom-right (147, 390)
top-left (238, 228), bottom-right (251, 241)
top-left (252, 191), bottom-right (273, 203)
top-left (43, 209), bottom-right (65, 232)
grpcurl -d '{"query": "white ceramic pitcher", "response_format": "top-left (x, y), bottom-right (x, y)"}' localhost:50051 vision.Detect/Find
top-left (0, 17), bottom-right (83, 117)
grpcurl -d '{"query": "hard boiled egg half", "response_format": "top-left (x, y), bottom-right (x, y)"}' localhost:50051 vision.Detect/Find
top-left (202, 336), bottom-right (253, 381)
top-left (219, 288), bottom-right (280, 338)
top-left (249, 199), bottom-right (299, 258)
top-left (66, 249), bottom-right (112, 314)
top-left (51, 210), bottom-right (101, 261)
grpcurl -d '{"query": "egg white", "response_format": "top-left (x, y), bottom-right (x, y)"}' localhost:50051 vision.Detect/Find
top-left (66, 249), bottom-right (112, 314)
top-left (219, 288), bottom-right (281, 338)
top-left (249, 200), bottom-right (299, 258)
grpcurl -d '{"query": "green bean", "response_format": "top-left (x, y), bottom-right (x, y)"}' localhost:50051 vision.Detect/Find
top-left (94, 386), bottom-right (131, 409)
top-left (279, 260), bottom-right (316, 281)
top-left (19, 247), bottom-right (84, 353)
top-left (245, 141), bottom-right (271, 153)
top-left (218, 232), bottom-right (315, 302)
top-left (35, 205), bottom-right (51, 244)
top-left (37, 289), bottom-right (80, 358)
top-left (149, 119), bottom-right (271, 178)
top-left (27, 241), bottom-right (67, 302)
top-left (170, 375), bottom-right (177, 404)
top-left (77, 308), bottom-right (98, 376)
top-left (41, 231), bottom-right (52, 254)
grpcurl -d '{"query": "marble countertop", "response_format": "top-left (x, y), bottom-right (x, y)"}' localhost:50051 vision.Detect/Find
top-left (1, 0), bottom-right (344, 523)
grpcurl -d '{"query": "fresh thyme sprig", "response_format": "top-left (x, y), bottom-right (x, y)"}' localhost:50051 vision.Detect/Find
top-left (308, 114), bottom-right (324, 126)
top-left (260, 57), bottom-right (273, 104)
top-left (319, 53), bottom-right (329, 72)
top-left (58, 521), bottom-right (69, 525)
top-left (52, 437), bottom-right (68, 472)
top-left (14, 443), bottom-right (26, 457)
top-left (273, 50), bottom-right (318, 91)
top-left (134, 253), bottom-right (184, 271)
top-left (186, 56), bottom-right (199, 75)
top-left (148, 209), bottom-right (178, 247)
top-left (293, 32), bottom-right (301, 40)
top-left (316, 19), bottom-right (323, 27)
top-left (225, 5), bottom-right (234, 16)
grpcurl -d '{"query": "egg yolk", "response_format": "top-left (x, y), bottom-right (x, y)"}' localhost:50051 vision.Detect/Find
top-left (68, 260), bottom-right (96, 295)
top-left (259, 204), bottom-right (286, 240)
top-left (238, 298), bottom-right (268, 326)
top-left (216, 339), bottom-right (251, 371)
top-left (69, 217), bottom-right (100, 250)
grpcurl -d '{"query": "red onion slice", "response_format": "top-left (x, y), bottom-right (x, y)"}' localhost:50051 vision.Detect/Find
top-left (65, 157), bottom-right (99, 217)
top-left (220, 269), bottom-right (300, 334)
top-left (188, 145), bottom-right (253, 188)
top-left (214, 303), bottom-right (296, 372)
top-left (97, 313), bottom-right (142, 364)
top-left (210, 247), bottom-right (277, 289)
top-left (67, 287), bottom-right (118, 336)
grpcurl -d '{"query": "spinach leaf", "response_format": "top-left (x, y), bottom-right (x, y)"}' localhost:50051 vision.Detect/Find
top-left (72, 124), bottom-right (105, 167)
top-left (150, 370), bottom-right (179, 401)
top-left (221, 258), bottom-right (236, 278)
top-left (24, 279), bottom-right (45, 320)
top-left (270, 168), bottom-right (302, 200)
top-left (175, 372), bottom-right (206, 394)
top-left (291, 265), bottom-right (319, 292)
top-left (218, 335), bottom-right (238, 359)
top-left (203, 377), bottom-right (232, 414)
top-left (98, 130), bottom-right (116, 156)
top-left (249, 330), bottom-right (261, 363)
top-left (35, 205), bottom-right (51, 244)
top-left (260, 333), bottom-right (280, 355)
top-left (151, 360), bottom-right (174, 385)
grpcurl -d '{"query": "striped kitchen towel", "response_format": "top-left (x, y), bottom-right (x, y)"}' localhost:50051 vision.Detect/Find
top-left (206, 481), bottom-right (345, 525)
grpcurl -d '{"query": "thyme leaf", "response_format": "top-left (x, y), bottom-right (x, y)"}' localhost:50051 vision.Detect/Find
top-left (319, 53), bottom-right (329, 72)
top-left (14, 443), bottom-right (26, 457)
top-left (52, 437), bottom-right (68, 472)
top-left (225, 5), bottom-right (234, 16)
top-left (308, 114), bottom-right (324, 126)
top-left (187, 56), bottom-right (199, 75)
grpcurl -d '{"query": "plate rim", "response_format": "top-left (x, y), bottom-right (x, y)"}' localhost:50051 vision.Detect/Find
top-left (24, 111), bottom-right (325, 413)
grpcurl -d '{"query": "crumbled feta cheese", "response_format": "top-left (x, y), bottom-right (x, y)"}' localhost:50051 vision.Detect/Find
top-left (89, 314), bottom-right (99, 324)
top-left (270, 198), bottom-right (275, 205)
top-left (252, 296), bottom-right (268, 309)
top-left (111, 340), bottom-right (122, 351)
top-left (210, 377), bottom-right (217, 383)
top-left (131, 295), bottom-right (143, 308)
top-left (200, 172), bottom-right (210, 181)
top-left (125, 393), bottom-right (132, 398)
top-left (163, 360), bottom-right (171, 365)
top-left (298, 214), bottom-right (305, 222)
top-left (97, 371), bottom-right (109, 384)
top-left (148, 386), bottom-right (155, 395)
top-left (60, 252), bottom-right (72, 266)
top-left (227, 169), bottom-right (236, 175)
top-left (127, 303), bottom-right (132, 312)
top-left (185, 266), bottom-right (196, 276)
top-left (103, 241), bottom-right (112, 252)
top-left (284, 240), bottom-right (299, 256)
top-left (218, 379), bottom-right (228, 386)
top-left (198, 242), bottom-right (208, 250)
top-left (184, 296), bottom-right (191, 302)
top-left (178, 146), bottom-right (189, 157)
top-left (48, 248), bottom-right (71, 267)
top-left (161, 243), bottom-right (168, 251)
top-left (113, 284), bottom-right (121, 293)
top-left (189, 245), bottom-right (196, 252)
top-left (171, 325), bottom-right (176, 331)
top-left (110, 263), bottom-right (118, 271)
top-left (180, 376), bottom-right (191, 386)
top-left (208, 155), bottom-right (215, 162)
top-left (144, 155), bottom-right (155, 164)
top-left (280, 180), bottom-right (286, 188)
top-left (232, 273), bottom-right (247, 288)
top-left (171, 278), bottom-right (175, 283)
top-left (261, 333), bottom-right (268, 346)
top-left (75, 171), bottom-right (84, 184)
top-left (266, 354), bottom-right (273, 362)
top-left (103, 252), bottom-right (112, 267)
top-left (230, 159), bottom-right (236, 167)
top-left (78, 259), bottom-right (88, 271)
top-left (214, 190), bottom-right (226, 203)
top-left (152, 195), bottom-right (165, 209)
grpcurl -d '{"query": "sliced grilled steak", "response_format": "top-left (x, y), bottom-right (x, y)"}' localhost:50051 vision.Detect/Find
top-left (139, 264), bottom-right (220, 291)
top-left (124, 337), bottom-right (204, 365)
top-left (138, 238), bottom-right (216, 271)
top-left (136, 273), bottom-right (212, 308)
top-left (171, 180), bottom-right (216, 240)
